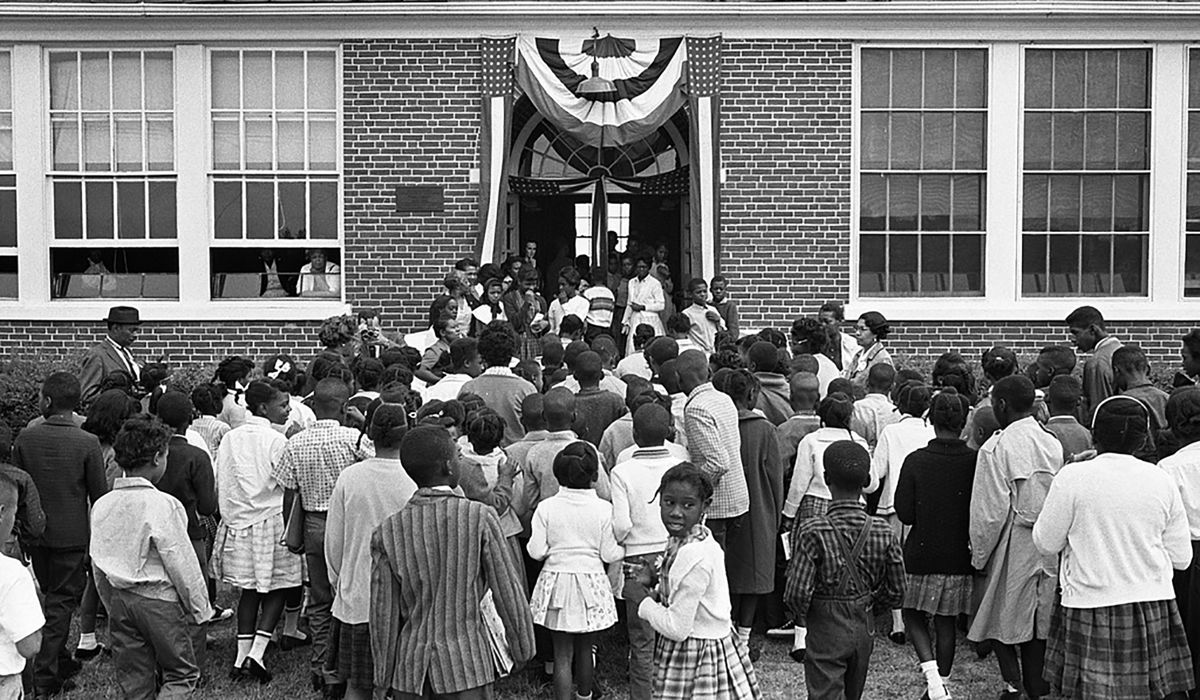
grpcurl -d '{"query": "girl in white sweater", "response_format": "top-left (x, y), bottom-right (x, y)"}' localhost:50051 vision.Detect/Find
top-left (623, 463), bottom-right (761, 700)
top-left (1034, 395), bottom-right (1193, 700)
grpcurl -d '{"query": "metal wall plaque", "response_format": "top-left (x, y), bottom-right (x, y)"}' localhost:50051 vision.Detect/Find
top-left (395, 185), bottom-right (445, 213)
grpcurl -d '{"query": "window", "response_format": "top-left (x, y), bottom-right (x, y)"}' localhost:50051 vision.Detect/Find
top-left (858, 48), bottom-right (987, 297)
top-left (47, 50), bottom-right (178, 299)
top-left (574, 201), bottom-right (631, 257)
top-left (209, 49), bottom-right (340, 299)
top-left (1021, 49), bottom-right (1150, 296)
top-left (1186, 49), bottom-right (1200, 297)
top-left (0, 52), bottom-right (15, 298)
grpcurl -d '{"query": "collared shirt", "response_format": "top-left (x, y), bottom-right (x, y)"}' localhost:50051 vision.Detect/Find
top-left (190, 415), bottom-right (231, 456)
top-left (425, 372), bottom-right (474, 403)
top-left (521, 430), bottom-right (612, 509)
top-left (682, 304), bottom-right (724, 355)
top-left (461, 367), bottom-right (537, 446)
top-left (0, 555), bottom-right (43, 674)
top-left (559, 370), bottom-right (628, 400)
top-left (583, 284), bottom-right (616, 328)
top-left (784, 501), bottom-right (905, 626)
top-left (90, 477), bottom-right (211, 622)
top-left (106, 337), bottom-right (140, 380)
top-left (1159, 441), bottom-right (1200, 539)
top-left (214, 415), bottom-right (289, 529)
top-left (1083, 335), bottom-right (1123, 421)
top-left (273, 419), bottom-right (373, 513)
top-left (684, 383), bottom-right (748, 518)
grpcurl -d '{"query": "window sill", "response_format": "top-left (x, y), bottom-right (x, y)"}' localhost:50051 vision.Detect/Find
top-left (0, 299), bottom-right (352, 322)
top-left (847, 295), bottom-right (1190, 322)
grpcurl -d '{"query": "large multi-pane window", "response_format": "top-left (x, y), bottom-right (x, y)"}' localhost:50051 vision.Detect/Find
top-left (1021, 49), bottom-right (1151, 296)
top-left (1186, 49), bottom-right (1200, 297)
top-left (0, 52), bottom-right (15, 298)
top-left (858, 48), bottom-right (987, 296)
top-left (48, 50), bottom-right (179, 298)
top-left (209, 49), bottom-right (340, 299)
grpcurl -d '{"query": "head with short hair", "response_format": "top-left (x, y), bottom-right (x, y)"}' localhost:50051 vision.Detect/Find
top-left (477, 323), bottom-right (517, 368)
top-left (991, 375), bottom-right (1036, 428)
top-left (789, 372), bottom-right (820, 412)
top-left (400, 425), bottom-right (459, 487)
top-left (666, 312), bottom-right (691, 337)
top-left (1167, 387), bottom-right (1200, 444)
top-left (789, 354), bottom-right (819, 377)
top-left (827, 377), bottom-right (856, 400)
top-left (748, 341), bottom-right (780, 374)
top-left (817, 392), bottom-right (855, 430)
top-left (520, 393), bottom-right (546, 432)
top-left (449, 337), bottom-right (481, 374)
top-left (83, 388), bottom-right (139, 445)
top-left (817, 301), bottom-right (845, 325)
top-left (113, 416), bottom-right (173, 479)
top-left (674, 350), bottom-right (710, 395)
top-left (312, 378), bottom-right (350, 419)
top-left (632, 324), bottom-right (656, 351)
top-left (790, 318), bottom-right (829, 356)
top-left (513, 359), bottom-right (542, 391)
top-left (553, 441), bottom-right (599, 489)
top-left (43, 371), bottom-right (81, 414)
top-left (632, 403), bottom-right (672, 448)
top-left (646, 337), bottom-right (679, 372)
top-left (623, 377), bottom-right (653, 408)
top-left (1046, 374), bottom-right (1083, 415)
top-left (1066, 305), bottom-right (1108, 352)
top-left (709, 275), bottom-right (729, 303)
top-left (1092, 395), bottom-right (1151, 455)
top-left (1028, 344), bottom-right (1078, 388)
top-left (928, 388), bottom-right (971, 434)
top-left (658, 359), bottom-right (682, 395)
top-left (574, 350), bottom-right (604, 387)
top-left (1183, 330), bottom-right (1200, 378)
top-left (823, 440), bottom-right (871, 492)
top-left (1112, 345), bottom-right (1150, 382)
top-left (591, 336), bottom-right (619, 368)
top-left (559, 315), bottom-right (585, 340)
top-left (380, 347), bottom-right (408, 370)
top-left (543, 387), bottom-right (576, 431)
top-left (973, 405), bottom-right (1000, 446)
top-left (154, 391), bottom-right (194, 433)
top-left (433, 313), bottom-right (460, 342)
top-left (564, 340), bottom-right (590, 371)
top-left (466, 409), bottom-right (506, 455)
top-left (718, 368), bottom-right (759, 409)
top-left (866, 363), bottom-right (897, 395)
top-left (541, 338), bottom-right (564, 368)
top-left (558, 266), bottom-right (581, 293)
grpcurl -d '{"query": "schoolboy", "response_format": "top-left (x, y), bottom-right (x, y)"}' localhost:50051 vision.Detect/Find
top-left (572, 351), bottom-right (629, 447)
top-left (559, 315), bottom-right (586, 348)
top-left (784, 440), bottom-right (905, 700)
top-left (417, 313), bottom-right (462, 385)
top-left (1065, 305), bottom-right (1123, 422)
top-left (521, 388), bottom-right (612, 507)
top-left (656, 359), bottom-right (690, 451)
top-left (424, 337), bottom-right (482, 403)
top-left (1044, 375), bottom-right (1093, 461)
top-left (615, 324), bottom-right (656, 380)
top-left (0, 423), bottom-right (44, 563)
top-left (559, 339), bottom-right (628, 399)
top-left (710, 274), bottom-right (739, 339)
top-left (90, 417), bottom-right (212, 699)
top-left (0, 472), bottom-right (43, 699)
top-left (666, 313), bottom-right (700, 354)
top-left (749, 340), bottom-right (790, 426)
top-left (1114, 345), bottom-right (1169, 431)
top-left (582, 275), bottom-right (616, 344)
top-left (370, 426), bottom-right (536, 699)
top-left (645, 337), bottom-right (679, 394)
top-left (776, 372), bottom-right (823, 468)
top-left (1025, 345), bottom-right (1077, 390)
top-left (681, 278), bottom-right (725, 355)
top-left (850, 364), bottom-right (899, 455)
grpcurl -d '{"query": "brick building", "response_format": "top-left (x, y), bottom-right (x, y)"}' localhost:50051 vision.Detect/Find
top-left (0, 1), bottom-right (1196, 369)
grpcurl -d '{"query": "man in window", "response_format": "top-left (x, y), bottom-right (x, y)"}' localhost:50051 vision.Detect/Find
top-left (79, 306), bottom-right (142, 404)
top-left (299, 249), bottom-right (341, 298)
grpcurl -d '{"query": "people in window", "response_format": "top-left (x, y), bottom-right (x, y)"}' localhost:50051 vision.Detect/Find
top-left (259, 249), bottom-right (299, 298)
top-left (298, 248), bottom-right (340, 298)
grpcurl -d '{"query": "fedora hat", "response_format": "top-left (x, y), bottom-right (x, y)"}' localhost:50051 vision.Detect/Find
top-left (104, 306), bottom-right (141, 325)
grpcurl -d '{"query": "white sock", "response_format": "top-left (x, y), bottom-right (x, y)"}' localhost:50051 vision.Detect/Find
top-left (1004, 682), bottom-right (1020, 693)
top-left (235, 635), bottom-right (253, 668)
top-left (544, 661), bottom-right (554, 675)
top-left (77, 632), bottom-right (97, 650)
top-left (920, 660), bottom-right (949, 700)
top-left (248, 631), bottom-right (271, 663)
top-left (283, 605), bottom-right (304, 637)
top-left (735, 626), bottom-right (751, 649)
top-left (891, 609), bottom-right (904, 632)
top-left (792, 626), bottom-right (807, 651)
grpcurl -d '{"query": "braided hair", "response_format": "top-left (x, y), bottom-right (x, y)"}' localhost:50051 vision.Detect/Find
top-left (368, 403), bottom-right (411, 450)
top-left (932, 351), bottom-right (976, 403)
top-left (929, 387), bottom-right (971, 434)
top-left (981, 346), bottom-right (1018, 383)
top-left (817, 392), bottom-right (855, 431)
top-left (465, 409), bottom-right (506, 455)
top-left (895, 381), bottom-right (932, 419)
top-left (718, 368), bottom-right (759, 409)
top-left (552, 441), bottom-right (599, 489)
top-left (214, 356), bottom-right (254, 394)
top-left (1168, 387), bottom-right (1200, 444)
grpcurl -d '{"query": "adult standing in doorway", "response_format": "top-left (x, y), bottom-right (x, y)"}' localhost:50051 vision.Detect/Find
top-left (650, 244), bottom-right (676, 326)
top-left (522, 240), bottom-right (541, 291)
top-left (80, 306), bottom-right (142, 405)
top-left (622, 258), bottom-right (666, 357)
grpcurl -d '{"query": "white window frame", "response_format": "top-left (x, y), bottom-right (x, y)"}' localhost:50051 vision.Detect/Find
top-left (0, 49), bottom-right (15, 299)
top-left (0, 42), bottom-right (348, 321)
top-left (850, 41), bottom-right (1191, 321)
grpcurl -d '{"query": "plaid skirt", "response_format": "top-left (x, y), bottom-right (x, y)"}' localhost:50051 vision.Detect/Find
top-left (902, 574), bottom-right (974, 617)
top-left (652, 632), bottom-right (762, 700)
top-left (329, 619), bottom-right (373, 690)
top-left (1045, 599), bottom-right (1194, 700)
top-left (517, 333), bottom-right (542, 362)
top-left (211, 517), bottom-right (303, 593)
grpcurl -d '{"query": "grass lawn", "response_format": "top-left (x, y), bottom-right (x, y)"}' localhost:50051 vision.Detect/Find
top-left (62, 597), bottom-right (1017, 699)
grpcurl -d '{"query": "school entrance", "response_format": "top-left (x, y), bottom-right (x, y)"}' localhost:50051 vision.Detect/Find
top-left (508, 99), bottom-right (690, 290)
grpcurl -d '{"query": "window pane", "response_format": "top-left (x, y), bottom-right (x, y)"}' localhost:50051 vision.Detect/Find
top-left (278, 119), bottom-right (304, 170)
top-left (1023, 174), bottom-right (1048, 232)
top-left (245, 180), bottom-right (274, 239)
top-left (1118, 50), bottom-right (1150, 108)
top-left (887, 174), bottom-right (918, 231)
top-left (54, 181), bottom-right (82, 238)
top-left (1080, 234), bottom-right (1111, 294)
top-left (1084, 50), bottom-right (1118, 108)
top-left (211, 52), bottom-right (241, 110)
top-left (0, 189), bottom-right (14, 247)
top-left (920, 234), bottom-right (950, 293)
top-left (921, 113), bottom-right (953, 169)
top-left (1024, 113), bottom-right (1051, 171)
top-left (1189, 112), bottom-right (1200, 170)
top-left (951, 174), bottom-right (983, 231)
top-left (919, 174), bottom-right (950, 231)
top-left (1113, 234), bottom-right (1146, 294)
top-left (1025, 51), bottom-right (1052, 109)
top-left (0, 257), bottom-right (16, 298)
top-left (1048, 174), bottom-right (1080, 232)
top-left (243, 52), bottom-right (273, 110)
top-left (213, 181), bottom-right (242, 239)
top-left (310, 180), bottom-right (337, 238)
top-left (859, 234), bottom-right (885, 293)
top-left (1053, 51), bottom-right (1084, 109)
top-left (307, 52), bottom-right (336, 110)
top-left (860, 173), bottom-right (886, 231)
top-left (861, 50), bottom-right (890, 108)
top-left (112, 52), bottom-right (142, 111)
top-left (1192, 50), bottom-right (1200, 108)
top-left (1081, 175), bottom-right (1113, 232)
top-left (1083, 112), bottom-right (1116, 170)
top-left (117, 180), bottom-right (145, 239)
top-left (114, 117), bottom-right (142, 172)
top-left (1022, 234), bottom-right (1047, 293)
top-left (891, 51), bottom-right (922, 109)
top-left (149, 181), bottom-right (177, 239)
top-left (83, 117), bottom-right (111, 172)
top-left (279, 181), bottom-right (306, 238)
top-left (1113, 174), bottom-right (1148, 231)
top-left (147, 118), bottom-right (173, 171)
top-left (889, 234), bottom-right (918, 292)
top-left (954, 113), bottom-right (985, 170)
top-left (308, 119), bottom-right (336, 170)
top-left (80, 52), bottom-right (110, 111)
top-left (955, 50), bottom-right (987, 109)
top-left (889, 113), bottom-right (920, 169)
top-left (1048, 234), bottom-right (1080, 294)
top-left (860, 112), bottom-right (889, 170)
top-left (0, 125), bottom-right (11, 172)
top-left (1116, 113), bottom-right (1148, 170)
top-left (213, 119), bottom-right (240, 170)
top-left (49, 53), bottom-right (78, 110)
top-left (51, 247), bottom-right (178, 299)
top-left (952, 234), bottom-right (983, 292)
top-left (244, 119), bottom-right (273, 169)
top-left (86, 180), bottom-right (114, 239)
top-left (0, 53), bottom-right (11, 111)
top-left (1187, 235), bottom-right (1200, 296)
top-left (1188, 174), bottom-right (1200, 232)
top-left (144, 53), bottom-right (173, 110)
top-left (276, 52), bottom-right (305, 110)
top-left (923, 50), bottom-right (955, 108)
top-left (1051, 113), bottom-right (1083, 170)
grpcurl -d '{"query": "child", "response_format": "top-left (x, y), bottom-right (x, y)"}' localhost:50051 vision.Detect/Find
top-left (1024, 344), bottom-right (1077, 390)
top-left (785, 440), bottom-right (905, 700)
top-left (961, 346), bottom-right (1017, 447)
top-left (212, 381), bottom-right (303, 683)
top-left (681, 278), bottom-right (725, 355)
top-left (1044, 375), bottom-right (1093, 461)
top-left (776, 372), bottom-right (823, 469)
top-left (622, 464), bottom-right (761, 700)
top-left (214, 356), bottom-right (255, 428)
top-left (666, 313), bottom-right (698, 354)
top-left (0, 472), bottom-right (44, 699)
top-left (571, 351), bottom-right (627, 447)
top-left (616, 324), bottom-right (656, 381)
top-left (1066, 305), bottom-right (1123, 421)
top-left (559, 315), bottom-right (586, 348)
top-left (610, 404), bottom-right (677, 700)
top-left (710, 274), bottom-right (739, 339)
top-left (458, 409), bottom-right (524, 571)
top-left (0, 423), bottom-right (45, 564)
top-left (1115, 345), bottom-right (1169, 458)
top-left (90, 416), bottom-right (212, 698)
top-left (867, 381), bottom-right (935, 644)
top-left (325, 405), bottom-right (417, 700)
top-left (527, 442), bottom-right (622, 700)
top-left (931, 351), bottom-right (976, 402)
top-left (581, 274), bottom-right (615, 344)
top-left (370, 425), bottom-right (536, 698)
top-left (417, 314), bottom-right (461, 385)
top-left (896, 389), bottom-right (977, 700)
top-left (721, 370), bottom-right (786, 660)
top-left (749, 341), bottom-right (790, 426)
top-left (849, 363), bottom-right (899, 455)
top-left (190, 383), bottom-right (231, 455)
top-left (1159, 387), bottom-right (1200, 692)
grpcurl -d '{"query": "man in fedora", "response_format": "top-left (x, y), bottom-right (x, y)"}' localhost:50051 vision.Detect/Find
top-left (79, 306), bottom-right (141, 404)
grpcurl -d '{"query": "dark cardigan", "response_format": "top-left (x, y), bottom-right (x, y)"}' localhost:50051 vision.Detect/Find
top-left (894, 437), bottom-right (977, 575)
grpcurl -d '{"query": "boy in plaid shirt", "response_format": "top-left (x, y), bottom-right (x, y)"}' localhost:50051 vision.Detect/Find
top-left (785, 440), bottom-right (905, 700)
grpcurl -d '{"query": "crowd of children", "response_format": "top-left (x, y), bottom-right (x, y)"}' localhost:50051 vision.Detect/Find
top-left (2, 257), bottom-right (1200, 700)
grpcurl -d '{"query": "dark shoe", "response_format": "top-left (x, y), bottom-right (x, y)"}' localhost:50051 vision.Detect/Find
top-left (975, 639), bottom-right (994, 659)
top-left (74, 643), bottom-right (107, 661)
top-left (310, 672), bottom-right (325, 692)
top-left (59, 657), bottom-right (82, 679)
top-left (323, 682), bottom-right (346, 699)
top-left (241, 658), bottom-right (272, 685)
top-left (998, 691), bottom-right (1022, 700)
top-left (280, 632), bottom-right (311, 651)
top-left (210, 604), bottom-right (234, 622)
top-left (228, 664), bottom-right (247, 682)
top-left (789, 647), bottom-right (806, 664)
top-left (888, 630), bottom-right (907, 645)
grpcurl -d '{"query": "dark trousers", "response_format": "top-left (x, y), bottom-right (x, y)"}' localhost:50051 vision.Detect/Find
top-left (27, 546), bottom-right (86, 692)
top-left (804, 596), bottom-right (874, 700)
top-left (623, 552), bottom-right (662, 700)
top-left (1173, 540), bottom-right (1200, 696)
top-left (303, 512), bottom-right (335, 683)
top-left (108, 588), bottom-right (201, 700)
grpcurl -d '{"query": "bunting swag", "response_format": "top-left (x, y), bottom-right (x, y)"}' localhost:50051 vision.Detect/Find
top-left (478, 36), bottom-right (516, 265)
top-left (515, 34), bottom-right (688, 147)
